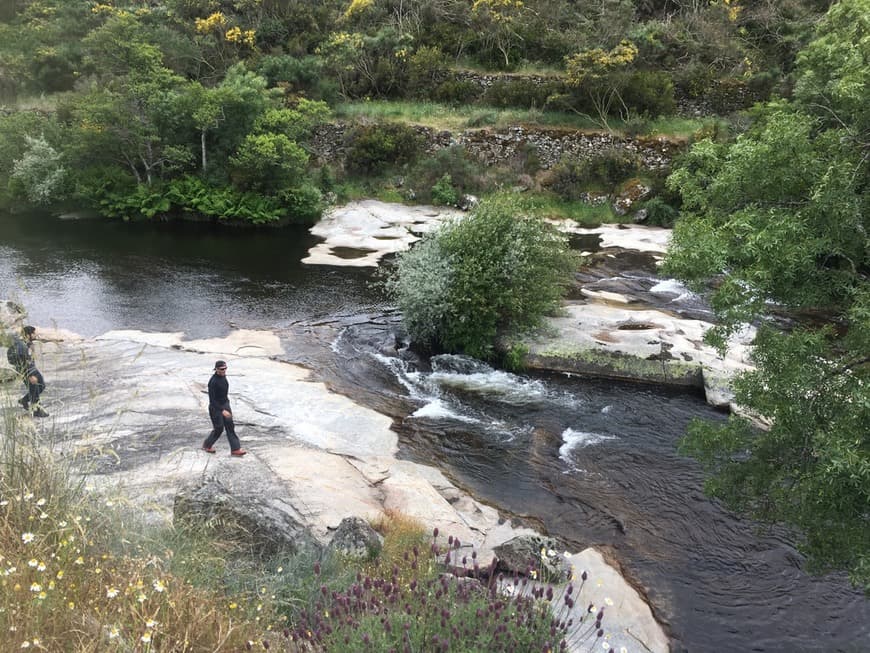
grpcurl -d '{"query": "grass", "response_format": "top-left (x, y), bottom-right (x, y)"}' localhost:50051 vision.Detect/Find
top-left (530, 194), bottom-right (623, 225)
top-left (0, 399), bottom-right (260, 651)
top-left (334, 99), bottom-right (715, 139)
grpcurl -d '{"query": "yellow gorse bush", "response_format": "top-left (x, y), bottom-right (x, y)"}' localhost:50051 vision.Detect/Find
top-left (225, 26), bottom-right (256, 47)
top-left (564, 40), bottom-right (639, 85)
top-left (344, 0), bottom-right (374, 20)
top-left (195, 12), bottom-right (228, 35)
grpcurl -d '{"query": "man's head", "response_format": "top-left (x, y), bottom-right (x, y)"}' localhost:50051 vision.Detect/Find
top-left (214, 360), bottom-right (227, 375)
top-left (23, 325), bottom-right (36, 341)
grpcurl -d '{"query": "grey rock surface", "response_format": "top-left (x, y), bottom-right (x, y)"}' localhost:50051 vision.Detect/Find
top-left (493, 534), bottom-right (571, 582)
top-left (174, 474), bottom-right (319, 557)
top-left (327, 516), bottom-right (384, 560)
top-left (0, 322), bottom-right (669, 651)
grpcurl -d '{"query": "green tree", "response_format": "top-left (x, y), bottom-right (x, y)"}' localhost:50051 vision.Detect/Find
top-left (388, 195), bottom-right (575, 359)
top-left (9, 134), bottom-right (66, 205)
top-left (229, 132), bottom-right (308, 193)
top-left (187, 81), bottom-right (231, 173)
top-left (564, 40), bottom-right (639, 129)
top-left (664, 0), bottom-right (869, 590)
top-left (68, 12), bottom-right (193, 185)
top-left (471, 0), bottom-right (527, 69)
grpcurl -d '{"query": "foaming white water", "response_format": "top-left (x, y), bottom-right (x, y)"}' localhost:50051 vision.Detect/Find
top-left (430, 369), bottom-right (548, 404)
top-left (650, 278), bottom-right (697, 299)
top-left (410, 399), bottom-right (479, 422)
top-left (428, 354), bottom-right (575, 407)
top-left (559, 428), bottom-right (617, 462)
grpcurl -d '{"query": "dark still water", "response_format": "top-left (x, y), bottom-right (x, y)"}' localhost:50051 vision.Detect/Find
top-left (0, 210), bottom-right (385, 336)
top-left (2, 209), bottom-right (868, 652)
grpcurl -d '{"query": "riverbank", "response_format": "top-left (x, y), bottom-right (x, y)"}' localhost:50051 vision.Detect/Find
top-left (0, 311), bottom-right (670, 653)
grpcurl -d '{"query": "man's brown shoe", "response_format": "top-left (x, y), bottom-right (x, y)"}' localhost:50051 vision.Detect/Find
top-left (202, 446), bottom-right (216, 453)
top-left (231, 449), bottom-right (247, 457)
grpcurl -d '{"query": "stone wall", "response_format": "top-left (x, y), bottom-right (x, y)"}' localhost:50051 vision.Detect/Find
top-left (310, 122), bottom-right (683, 172)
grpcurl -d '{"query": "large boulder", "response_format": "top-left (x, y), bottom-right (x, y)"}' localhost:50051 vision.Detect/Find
top-left (173, 475), bottom-right (320, 557)
top-left (493, 534), bottom-right (570, 582)
top-left (327, 516), bottom-right (383, 560)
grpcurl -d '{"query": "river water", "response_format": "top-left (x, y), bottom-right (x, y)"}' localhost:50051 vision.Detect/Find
top-left (1, 209), bottom-right (867, 652)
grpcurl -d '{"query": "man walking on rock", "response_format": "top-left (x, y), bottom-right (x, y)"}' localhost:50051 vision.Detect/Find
top-left (9, 325), bottom-right (48, 418)
top-left (202, 360), bottom-right (246, 456)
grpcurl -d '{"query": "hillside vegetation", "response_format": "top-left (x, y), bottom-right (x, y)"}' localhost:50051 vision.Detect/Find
top-left (0, 0), bottom-right (832, 222)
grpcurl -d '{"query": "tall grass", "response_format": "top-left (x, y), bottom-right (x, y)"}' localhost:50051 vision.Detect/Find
top-left (335, 100), bottom-right (604, 133)
top-left (334, 100), bottom-right (714, 138)
top-left (0, 394), bottom-right (259, 651)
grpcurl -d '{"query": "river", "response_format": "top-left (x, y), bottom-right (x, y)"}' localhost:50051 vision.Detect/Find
top-left (1, 208), bottom-right (867, 652)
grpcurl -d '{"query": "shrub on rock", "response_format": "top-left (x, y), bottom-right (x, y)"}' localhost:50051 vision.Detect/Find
top-left (388, 194), bottom-right (575, 359)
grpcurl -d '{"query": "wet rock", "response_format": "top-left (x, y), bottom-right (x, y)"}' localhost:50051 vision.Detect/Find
top-left (514, 303), bottom-right (754, 407)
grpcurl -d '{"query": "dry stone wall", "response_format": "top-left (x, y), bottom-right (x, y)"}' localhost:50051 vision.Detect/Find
top-left (310, 122), bottom-right (683, 172)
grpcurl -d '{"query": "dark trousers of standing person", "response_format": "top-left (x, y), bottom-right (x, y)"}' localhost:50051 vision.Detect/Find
top-left (204, 406), bottom-right (241, 451)
top-left (20, 369), bottom-right (45, 408)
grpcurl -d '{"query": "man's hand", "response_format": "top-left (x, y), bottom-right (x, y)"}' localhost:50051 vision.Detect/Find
top-left (222, 409), bottom-right (232, 418)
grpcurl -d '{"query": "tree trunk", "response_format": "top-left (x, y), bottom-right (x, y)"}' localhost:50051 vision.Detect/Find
top-left (201, 128), bottom-right (208, 173)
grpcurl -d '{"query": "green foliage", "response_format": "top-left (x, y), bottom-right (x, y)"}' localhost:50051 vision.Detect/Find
top-left (617, 70), bottom-right (676, 117)
top-left (432, 79), bottom-right (482, 106)
top-left (665, 0), bottom-right (870, 589)
top-left (544, 148), bottom-right (642, 200)
top-left (430, 173), bottom-right (458, 206)
top-left (278, 183), bottom-right (324, 224)
top-left (254, 100), bottom-right (332, 142)
top-left (230, 132), bottom-right (309, 193)
top-left (665, 107), bottom-right (863, 329)
top-left (388, 195), bottom-right (575, 359)
top-left (9, 135), bottom-right (67, 205)
top-left (679, 325), bottom-right (869, 591)
top-left (345, 122), bottom-right (423, 175)
top-left (254, 54), bottom-right (337, 101)
top-left (502, 342), bottom-right (529, 372)
top-left (532, 194), bottom-right (617, 224)
top-left (793, 0), bottom-right (870, 139)
top-left (639, 196), bottom-right (678, 227)
top-left (164, 176), bottom-right (289, 224)
top-left (481, 78), bottom-right (565, 109)
top-left (406, 46), bottom-right (450, 98)
top-left (407, 146), bottom-right (484, 203)
top-left (78, 174), bottom-right (296, 224)
top-left (89, 181), bottom-right (172, 220)
top-left (672, 61), bottom-right (717, 100)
